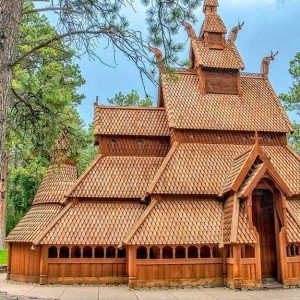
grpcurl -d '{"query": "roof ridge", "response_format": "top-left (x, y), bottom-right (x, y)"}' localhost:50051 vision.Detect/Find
top-left (263, 79), bottom-right (293, 132)
top-left (32, 201), bottom-right (74, 247)
top-left (120, 197), bottom-right (159, 247)
top-left (95, 105), bottom-right (165, 111)
top-left (65, 154), bottom-right (104, 200)
top-left (145, 142), bottom-right (179, 197)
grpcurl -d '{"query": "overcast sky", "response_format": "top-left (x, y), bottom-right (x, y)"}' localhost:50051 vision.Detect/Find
top-left (41, 0), bottom-right (300, 124)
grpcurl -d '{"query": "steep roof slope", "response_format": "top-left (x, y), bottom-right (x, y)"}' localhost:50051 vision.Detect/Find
top-left (161, 73), bottom-right (292, 132)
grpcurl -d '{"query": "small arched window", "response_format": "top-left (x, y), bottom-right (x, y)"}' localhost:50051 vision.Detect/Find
top-left (106, 246), bottom-right (116, 258)
top-left (242, 245), bottom-right (255, 258)
top-left (48, 246), bottom-right (58, 258)
top-left (59, 246), bottom-right (70, 258)
top-left (149, 246), bottom-right (160, 259)
top-left (83, 246), bottom-right (93, 258)
top-left (175, 246), bottom-right (186, 259)
top-left (200, 245), bottom-right (211, 258)
top-left (188, 246), bottom-right (198, 258)
top-left (95, 246), bottom-right (104, 258)
top-left (136, 246), bottom-right (147, 259)
top-left (71, 246), bottom-right (81, 258)
top-left (162, 246), bottom-right (173, 259)
top-left (212, 245), bottom-right (221, 258)
top-left (288, 244), bottom-right (299, 257)
top-left (117, 248), bottom-right (126, 258)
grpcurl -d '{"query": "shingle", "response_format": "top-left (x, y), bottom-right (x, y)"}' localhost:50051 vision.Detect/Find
top-left (33, 164), bottom-right (77, 205)
top-left (94, 106), bottom-right (170, 137)
top-left (40, 202), bottom-right (145, 245)
top-left (127, 198), bottom-right (223, 245)
top-left (150, 144), bottom-right (300, 196)
top-left (69, 156), bottom-right (164, 198)
top-left (6, 204), bottom-right (62, 243)
top-left (200, 14), bottom-right (227, 35)
top-left (161, 73), bottom-right (292, 133)
top-left (192, 40), bottom-right (244, 69)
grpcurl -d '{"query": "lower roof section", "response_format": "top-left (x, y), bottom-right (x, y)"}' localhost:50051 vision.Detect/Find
top-left (124, 197), bottom-right (224, 245)
top-left (6, 204), bottom-right (63, 243)
top-left (286, 198), bottom-right (300, 243)
top-left (149, 144), bottom-right (300, 196)
top-left (39, 201), bottom-right (146, 245)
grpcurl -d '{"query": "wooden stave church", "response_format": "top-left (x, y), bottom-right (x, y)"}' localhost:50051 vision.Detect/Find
top-left (6, 0), bottom-right (300, 289)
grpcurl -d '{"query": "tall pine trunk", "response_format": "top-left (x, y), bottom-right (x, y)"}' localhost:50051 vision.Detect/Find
top-left (0, 0), bottom-right (23, 248)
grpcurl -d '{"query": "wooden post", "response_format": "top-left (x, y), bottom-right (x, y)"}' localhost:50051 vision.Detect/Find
top-left (222, 246), bottom-right (227, 286)
top-left (254, 228), bottom-right (262, 287)
top-left (128, 246), bottom-right (137, 288)
top-left (232, 244), bottom-right (242, 289)
top-left (279, 228), bottom-right (288, 286)
top-left (39, 246), bottom-right (48, 284)
top-left (6, 242), bottom-right (11, 280)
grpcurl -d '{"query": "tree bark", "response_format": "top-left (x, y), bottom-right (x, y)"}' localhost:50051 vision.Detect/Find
top-left (0, 153), bottom-right (7, 249)
top-left (0, 0), bottom-right (23, 248)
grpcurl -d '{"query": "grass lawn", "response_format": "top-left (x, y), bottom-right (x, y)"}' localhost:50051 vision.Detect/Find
top-left (0, 249), bottom-right (7, 265)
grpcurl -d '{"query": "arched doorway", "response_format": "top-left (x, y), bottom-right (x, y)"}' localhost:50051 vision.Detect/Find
top-left (252, 189), bottom-right (277, 279)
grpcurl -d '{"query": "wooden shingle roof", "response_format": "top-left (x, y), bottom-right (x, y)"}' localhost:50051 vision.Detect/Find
top-left (147, 144), bottom-right (300, 196)
top-left (161, 73), bottom-right (292, 132)
top-left (94, 105), bottom-right (170, 137)
top-left (5, 204), bottom-right (62, 243)
top-left (68, 155), bottom-right (164, 199)
top-left (39, 202), bottom-right (146, 245)
top-left (192, 40), bottom-right (244, 69)
top-left (124, 198), bottom-right (223, 245)
top-left (33, 164), bottom-right (77, 205)
top-left (200, 14), bottom-right (226, 35)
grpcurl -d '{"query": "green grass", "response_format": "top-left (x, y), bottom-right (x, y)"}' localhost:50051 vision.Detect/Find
top-left (0, 249), bottom-right (7, 265)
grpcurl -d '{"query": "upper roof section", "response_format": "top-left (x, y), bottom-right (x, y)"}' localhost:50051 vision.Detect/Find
top-left (161, 72), bottom-right (292, 132)
top-left (33, 164), bottom-right (77, 205)
top-left (94, 105), bottom-right (170, 137)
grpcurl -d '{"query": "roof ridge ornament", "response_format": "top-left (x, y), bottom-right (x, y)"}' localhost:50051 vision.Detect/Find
top-left (229, 21), bottom-right (244, 44)
top-left (203, 0), bottom-right (219, 13)
top-left (149, 47), bottom-right (164, 71)
top-left (181, 21), bottom-right (196, 40)
top-left (261, 50), bottom-right (279, 79)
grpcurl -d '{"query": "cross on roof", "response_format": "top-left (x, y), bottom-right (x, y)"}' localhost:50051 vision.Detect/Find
top-left (251, 131), bottom-right (263, 145)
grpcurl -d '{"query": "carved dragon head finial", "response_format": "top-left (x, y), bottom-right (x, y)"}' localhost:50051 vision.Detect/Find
top-left (149, 47), bottom-right (164, 70)
top-left (261, 50), bottom-right (279, 79)
top-left (181, 21), bottom-right (196, 40)
top-left (229, 21), bottom-right (245, 43)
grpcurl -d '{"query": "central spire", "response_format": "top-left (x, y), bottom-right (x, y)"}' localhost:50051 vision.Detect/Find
top-left (203, 0), bottom-right (219, 14)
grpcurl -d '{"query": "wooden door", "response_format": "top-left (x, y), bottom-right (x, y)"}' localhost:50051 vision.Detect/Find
top-left (252, 189), bottom-right (277, 279)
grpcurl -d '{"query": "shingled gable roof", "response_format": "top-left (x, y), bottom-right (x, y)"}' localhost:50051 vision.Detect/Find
top-left (161, 72), bottom-right (293, 132)
top-left (145, 143), bottom-right (300, 197)
top-left (221, 143), bottom-right (293, 197)
top-left (94, 105), bottom-right (170, 137)
top-left (32, 163), bottom-right (77, 205)
top-left (67, 154), bottom-right (164, 199)
top-left (123, 197), bottom-right (224, 246)
top-left (5, 204), bottom-right (62, 243)
top-left (36, 201), bottom-right (146, 246)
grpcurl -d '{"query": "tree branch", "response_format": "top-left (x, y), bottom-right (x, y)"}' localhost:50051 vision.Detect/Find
top-left (22, 7), bottom-right (79, 15)
top-left (11, 28), bottom-right (110, 67)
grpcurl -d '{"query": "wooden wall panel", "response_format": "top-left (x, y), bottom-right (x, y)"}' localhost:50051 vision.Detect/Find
top-left (10, 243), bottom-right (40, 282)
top-left (286, 258), bottom-right (300, 285)
top-left (99, 136), bottom-right (170, 156)
top-left (171, 129), bottom-right (287, 146)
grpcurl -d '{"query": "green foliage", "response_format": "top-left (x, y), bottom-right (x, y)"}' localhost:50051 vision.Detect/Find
top-left (281, 52), bottom-right (300, 153)
top-left (0, 250), bottom-right (7, 265)
top-left (6, 3), bottom-right (96, 234)
top-left (107, 90), bottom-right (153, 107)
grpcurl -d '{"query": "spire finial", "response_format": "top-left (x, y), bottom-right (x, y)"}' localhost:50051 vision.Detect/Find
top-left (261, 51), bottom-right (279, 79)
top-left (229, 21), bottom-right (244, 43)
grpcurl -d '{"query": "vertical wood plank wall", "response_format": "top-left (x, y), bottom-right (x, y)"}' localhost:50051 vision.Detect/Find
top-left (286, 257), bottom-right (300, 285)
top-left (10, 243), bottom-right (40, 282)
